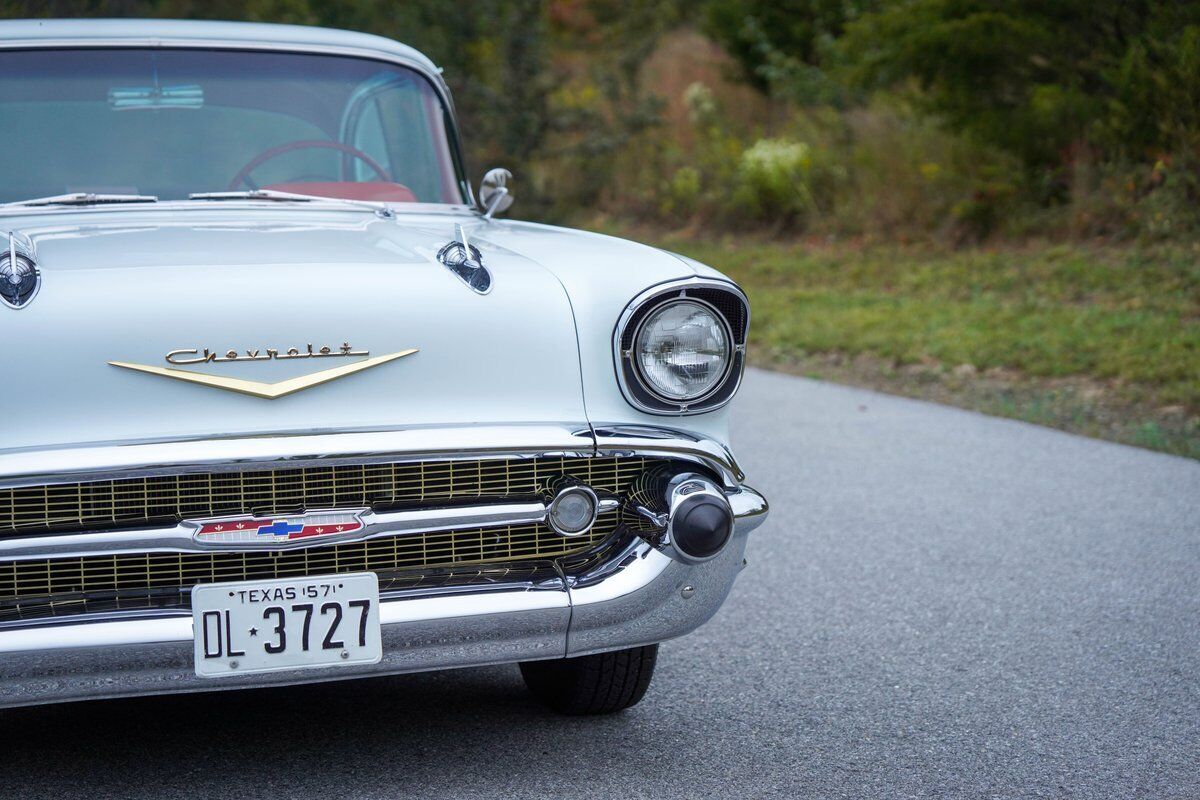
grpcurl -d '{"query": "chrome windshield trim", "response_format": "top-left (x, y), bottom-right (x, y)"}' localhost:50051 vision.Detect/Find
top-left (0, 200), bottom-right (477, 220)
top-left (0, 500), bottom-right (553, 561)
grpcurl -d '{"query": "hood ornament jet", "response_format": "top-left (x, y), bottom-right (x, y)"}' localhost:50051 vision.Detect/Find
top-left (0, 230), bottom-right (40, 310)
top-left (436, 224), bottom-right (492, 294)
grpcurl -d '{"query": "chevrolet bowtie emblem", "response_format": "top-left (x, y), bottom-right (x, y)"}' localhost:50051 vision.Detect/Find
top-left (108, 349), bottom-right (418, 399)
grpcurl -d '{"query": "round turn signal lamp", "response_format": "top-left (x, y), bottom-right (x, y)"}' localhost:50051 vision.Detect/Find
top-left (548, 486), bottom-right (599, 537)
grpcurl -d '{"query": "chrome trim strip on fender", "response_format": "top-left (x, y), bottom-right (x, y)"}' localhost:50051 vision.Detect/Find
top-left (591, 423), bottom-right (745, 487)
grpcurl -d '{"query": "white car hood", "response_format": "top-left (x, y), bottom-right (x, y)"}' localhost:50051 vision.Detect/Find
top-left (0, 207), bottom-right (610, 452)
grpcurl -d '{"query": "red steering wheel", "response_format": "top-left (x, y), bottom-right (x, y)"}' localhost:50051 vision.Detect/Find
top-left (228, 140), bottom-right (393, 191)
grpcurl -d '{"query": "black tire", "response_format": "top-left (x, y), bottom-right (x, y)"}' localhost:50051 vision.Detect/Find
top-left (519, 644), bottom-right (659, 715)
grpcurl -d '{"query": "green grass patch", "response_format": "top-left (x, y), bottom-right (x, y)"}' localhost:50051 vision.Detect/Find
top-left (634, 232), bottom-right (1200, 457)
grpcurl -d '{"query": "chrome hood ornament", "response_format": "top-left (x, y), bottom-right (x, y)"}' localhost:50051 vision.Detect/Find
top-left (0, 231), bottom-right (40, 309)
top-left (436, 224), bottom-right (492, 294)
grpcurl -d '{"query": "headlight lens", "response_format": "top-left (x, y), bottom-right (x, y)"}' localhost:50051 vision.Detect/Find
top-left (634, 300), bottom-right (732, 401)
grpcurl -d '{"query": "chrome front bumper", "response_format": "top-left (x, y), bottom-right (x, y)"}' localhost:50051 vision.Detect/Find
top-left (0, 424), bottom-right (767, 709)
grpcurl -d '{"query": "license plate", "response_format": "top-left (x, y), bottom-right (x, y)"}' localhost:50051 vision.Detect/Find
top-left (192, 572), bottom-right (382, 678)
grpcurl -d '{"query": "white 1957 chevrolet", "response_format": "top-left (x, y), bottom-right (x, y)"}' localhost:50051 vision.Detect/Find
top-left (0, 18), bottom-right (767, 715)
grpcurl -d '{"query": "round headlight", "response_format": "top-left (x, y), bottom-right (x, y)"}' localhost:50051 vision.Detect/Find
top-left (634, 300), bottom-right (732, 402)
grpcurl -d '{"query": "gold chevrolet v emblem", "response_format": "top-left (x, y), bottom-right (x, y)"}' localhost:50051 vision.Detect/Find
top-left (108, 349), bottom-right (418, 399)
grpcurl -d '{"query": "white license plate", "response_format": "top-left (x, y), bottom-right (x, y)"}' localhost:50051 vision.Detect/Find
top-left (192, 572), bottom-right (382, 678)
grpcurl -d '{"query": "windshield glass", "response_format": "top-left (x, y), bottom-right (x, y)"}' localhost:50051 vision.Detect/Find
top-left (0, 48), bottom-right (464, 205)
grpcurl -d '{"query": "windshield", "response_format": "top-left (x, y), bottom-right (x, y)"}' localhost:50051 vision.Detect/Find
top-left (0, 48), bottom-right (465, 205)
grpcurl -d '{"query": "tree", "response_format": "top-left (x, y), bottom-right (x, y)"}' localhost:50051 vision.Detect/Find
top-left (837, 0), bottom-right (1200, 171)
top-left (701, 0), bottom-right (874, 95)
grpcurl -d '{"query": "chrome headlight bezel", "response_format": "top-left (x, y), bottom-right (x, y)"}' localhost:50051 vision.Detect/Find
top-left (614, 278), bottom-right (749, 415)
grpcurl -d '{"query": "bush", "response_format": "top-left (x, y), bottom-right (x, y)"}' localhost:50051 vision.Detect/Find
top-left (619, 80), bottom-right (1021, 241)
top-left (733, 139), bottom-right (816, 223)
top-left (662, 165), bottom-right (702, 217)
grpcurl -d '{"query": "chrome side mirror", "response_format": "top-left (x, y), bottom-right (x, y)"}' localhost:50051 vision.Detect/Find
top-left (479, 167), bottom-right (514, 219)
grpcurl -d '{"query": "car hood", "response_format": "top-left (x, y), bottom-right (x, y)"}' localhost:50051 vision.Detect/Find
top-left (1, 206), bottom-right (687, 453)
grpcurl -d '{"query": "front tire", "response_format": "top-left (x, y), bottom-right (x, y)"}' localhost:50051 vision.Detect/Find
top-left (519, 644), bottom-right (659, 715)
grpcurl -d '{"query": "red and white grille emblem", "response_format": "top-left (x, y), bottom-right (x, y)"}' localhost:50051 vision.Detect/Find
top-left (189, 509), bottom-right (367, 545)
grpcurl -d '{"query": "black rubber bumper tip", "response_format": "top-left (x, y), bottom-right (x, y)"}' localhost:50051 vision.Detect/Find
top-left (672, 495), bottom-right (733, 559)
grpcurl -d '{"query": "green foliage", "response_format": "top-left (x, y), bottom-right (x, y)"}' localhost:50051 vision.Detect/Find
top-left (636, 233), bottom-right (1200, 454)
top-left (530, 0), bottom-right (685, 219)
top-left (622, 82), bottom-right (1020, 240)
top-left (663, 165), bottom-right (702, 217)
top-left (686, 0), bottom-right (1200, 239)
top-left (733, 138), bottom-right (817, 221)
top-left (701, 0), bottom-right (872, 94)
top-left (838, 1), bottom-right (1200, 172)
top-left (4, 1), bottom-right (1199, 240)
top-left (728, 241), bottom-right (1197, 406)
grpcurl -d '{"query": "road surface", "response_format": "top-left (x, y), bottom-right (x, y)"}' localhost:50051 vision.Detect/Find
top-left (3, 368), bottom-right (1197, 799)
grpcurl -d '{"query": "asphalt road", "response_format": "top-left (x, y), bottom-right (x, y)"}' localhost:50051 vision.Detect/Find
top-left (3, 368), bottom-right (1197, 799)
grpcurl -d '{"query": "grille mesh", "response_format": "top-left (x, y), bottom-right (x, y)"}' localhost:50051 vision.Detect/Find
top-left (0, 515), bottom-right (619, 620)
top-left (0, 456), bottom-right (653, 538)
top-left (0, 455), bottom-right (662, 622)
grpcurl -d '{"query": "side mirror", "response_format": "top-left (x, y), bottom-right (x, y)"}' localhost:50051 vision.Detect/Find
top-left (479, 167), bottom-right (514, 219)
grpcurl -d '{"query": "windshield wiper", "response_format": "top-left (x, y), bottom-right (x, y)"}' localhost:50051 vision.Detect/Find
top-left (188, 189), bottom-right (395, 218)
top-left (1, 192), bottom-right (159, 208)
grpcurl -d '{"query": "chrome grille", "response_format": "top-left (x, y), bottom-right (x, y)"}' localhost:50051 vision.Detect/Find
top-left (0, 455), bottom-right (665, 622)
top-left (0, 456), bottom-right (656, 538)
top-left (0, 516), bottom-right (620, 622)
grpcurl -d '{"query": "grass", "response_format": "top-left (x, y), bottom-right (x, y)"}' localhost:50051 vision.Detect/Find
top-left (613, 228), bottom-right (1200, 458)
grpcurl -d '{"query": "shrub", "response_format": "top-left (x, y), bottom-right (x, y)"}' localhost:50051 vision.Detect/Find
top-left (662, 165), bottom-right (702, 217)
top-left (733, 138), bottom-right (816, 223)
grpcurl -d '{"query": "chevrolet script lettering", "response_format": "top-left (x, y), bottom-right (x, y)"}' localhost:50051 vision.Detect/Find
top-left (166, 342), bottom-right (369, 365)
